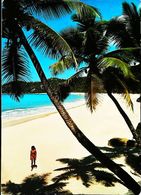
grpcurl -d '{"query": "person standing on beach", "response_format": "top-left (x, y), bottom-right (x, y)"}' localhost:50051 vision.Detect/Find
top-left (30, 146), bottom-right (37, 169)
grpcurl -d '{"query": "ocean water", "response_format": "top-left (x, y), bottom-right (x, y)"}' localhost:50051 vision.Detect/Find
top-left (2, 93), bottom-right (85, 119)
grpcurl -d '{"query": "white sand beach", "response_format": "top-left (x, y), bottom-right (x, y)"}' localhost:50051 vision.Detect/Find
top-left (1, 94), bottom-right (141, 194)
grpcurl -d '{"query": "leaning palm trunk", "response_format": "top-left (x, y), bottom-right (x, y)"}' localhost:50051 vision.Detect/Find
top-left (107, 90), bottom-right (141, 147)
top-left (18, 26), bottom-right (140, 194)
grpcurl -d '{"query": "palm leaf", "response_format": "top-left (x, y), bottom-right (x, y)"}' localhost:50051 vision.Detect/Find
top-left (61, 27), bottom-right (84, 57)
top-left (67, 67), bottom-right (88, 83)
top-left (122, 2), bottom-right (140, 43)
top-left (2, 45), bottom-right (30, 83)
top-left (67, 1), bottom-right (101, 19)
top-left (58, 67), bottom-right (87, 101)
top-left (85, 73), bottom-right (104, 112)
top-left (2, 42), bottom-right (30, 101)
top-left (22, 0), bottom-right (72, 19)
top-left (103, 67), bottom-right (134, 110)
top-left (114, 76), bottom-right (134, 110)
top-left (27, 17), bottom-right (78, 67)
top-left (50, 56), bottom-right (74, 76)
top-left (54, 67), bottom-right (87, 101)
top-left (104, 47), bottom-right (141, 59)
top-left (98, 57), bottom-right (135, 79)
top-left (58, 82), bottom-right (71, 102)
top-left (106, 18), bottom-right (134, 48)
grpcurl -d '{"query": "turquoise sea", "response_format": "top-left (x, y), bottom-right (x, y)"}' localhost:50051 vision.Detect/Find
top-left (2, 93), bottom-right (84, 119)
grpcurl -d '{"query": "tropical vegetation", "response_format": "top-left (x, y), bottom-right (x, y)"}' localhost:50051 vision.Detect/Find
top-left (2, 74), bottom-right (141, 94)
top-left (50, 2), bottom-right (141, 146)
top-left (2, 0), bottom-right (141, 194)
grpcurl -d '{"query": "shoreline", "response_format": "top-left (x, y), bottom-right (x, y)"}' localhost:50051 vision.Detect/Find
top-left (2, 93), bottom-right (85, 120)
top-left (2, 102), bottom-right (85, 127)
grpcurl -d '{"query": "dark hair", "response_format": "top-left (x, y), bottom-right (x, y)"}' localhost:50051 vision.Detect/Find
top-left (31, 146), bottom-right (36, 150)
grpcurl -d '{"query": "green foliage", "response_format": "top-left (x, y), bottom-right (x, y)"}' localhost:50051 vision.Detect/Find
top-left (2, 44), bottom-right (30, 101)
top-left (2, 0), bottom-right (101, 101)
top-left (99, 57), bottom-right (135, 79)
top-left (85, 74), bottom-right (104, 112)
top-left (2, 74), bottom-right (141, 96)
top-left (106, 2), bottom-right (140, 62)
top-left (28, 18), bottom-right (77, 65)
top-left (50, 56), bottom-right (75, 75)
top-left (49, 2), bottom-right (140, 113)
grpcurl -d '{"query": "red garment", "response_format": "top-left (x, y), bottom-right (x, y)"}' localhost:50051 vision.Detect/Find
top-left (30, 149), bottom-right (37, 160)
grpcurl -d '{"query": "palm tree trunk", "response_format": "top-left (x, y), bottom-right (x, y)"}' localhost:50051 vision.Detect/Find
top-left (107, 90), bottom-right (141, 146)
top-left (18, 26), bottom-right (140, 194)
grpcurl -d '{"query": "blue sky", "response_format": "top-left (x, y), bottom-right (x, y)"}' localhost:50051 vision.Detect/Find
top-left (3, 0), bottom-right (140, 82)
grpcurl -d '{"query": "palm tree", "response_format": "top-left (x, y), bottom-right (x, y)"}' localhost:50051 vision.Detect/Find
top-left (107, 2), bottom-right (140, 62)
top-left (2, 1), bottom-right (141, 193)
top-left (106, 2), bottom-right (141, 146)
top-left (50, 5), bottom-right (141, 146)
top-left (2, 173), bottom-right (72, 194)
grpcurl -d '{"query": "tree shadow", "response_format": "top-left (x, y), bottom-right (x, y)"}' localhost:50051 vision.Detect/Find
top-left (53, 144), bottom-right (141, 189)
top-left (2, 173), bottom-right (72, 195)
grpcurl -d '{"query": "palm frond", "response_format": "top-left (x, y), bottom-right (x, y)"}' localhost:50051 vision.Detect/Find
top-left (68, 1), bottom-right (101, 19)
top-left (123, 90), bottom-right (134, 111)
top-left (23, 0), bottom-right (72, 19)
top-left (103, 67), bottom-right (134, 110)
top-left (99, 57), bottom-right (135, 79)
top-left (56, 67), bottom-right (87, 101)
top-left (58, 82), bottom-right (71, 102)
top-left (122, 2), bottom-right (139, 18)
top-left (85, 74), bottom-right (104, 112)
top-left (115, 76), bottom-right (134, 111)
top-left (2, 42), bottom-right (30, 101)
top-left (82, 25), bottom-right (108, 56)
top-left (122, 2), bottom-right (140, 44)
top-left (104, 47), bottom-right (141, 60)
top-left (2, 44), bottom-right (30, 83)
top-left (28, 17), bottom-right (78, 67)
top-left (50, 56), bottom-right (74, 76)
top-left (61, 27), bottom-right (84, 57)
top-left (106, 18), bottom-right (134, 48)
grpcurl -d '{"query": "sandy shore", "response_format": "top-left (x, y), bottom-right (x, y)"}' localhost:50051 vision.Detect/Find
top-left (1, 94), bottom-right (140, 194)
